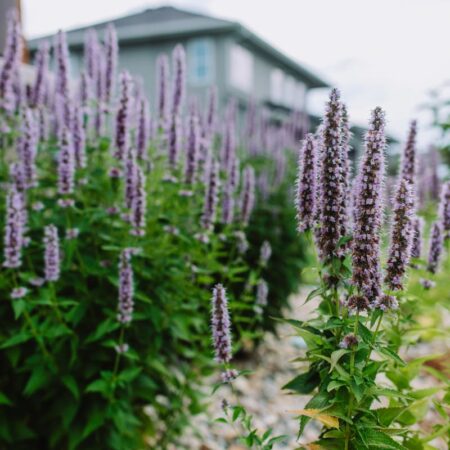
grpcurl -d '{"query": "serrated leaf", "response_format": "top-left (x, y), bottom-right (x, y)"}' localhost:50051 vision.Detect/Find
top-left (283, 369), bottom-right (320, 394)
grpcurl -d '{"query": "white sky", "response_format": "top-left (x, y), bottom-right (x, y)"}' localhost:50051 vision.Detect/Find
top-left (21, 0), bottom-right (450, 148)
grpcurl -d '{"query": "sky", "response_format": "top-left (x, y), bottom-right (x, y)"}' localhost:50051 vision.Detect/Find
top-left (21, 0), bottom-right (450, 148)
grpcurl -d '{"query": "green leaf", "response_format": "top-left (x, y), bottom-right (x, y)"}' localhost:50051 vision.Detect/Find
top-left (0, 392), bottom-right (13, 406)
top-left (1, 332), bottom-right (32, 349)
top-left (62, 374), bottom-right (79, 399)
top-left (85, 319), bottom-right (119, 343)
top-left (23, 366), bottom-right (50, 396)
top-left (118, 366), bottom-right (142, 383)
top-left (85, 379), bottom-right (109, 395)
top-left (12, 299), bottom-right (26, 319)
top-left (377, 347), bottom-right (406, 366)
top-left (329, 349), bottom-right (350, 373)
top-left (283, 369), bottom-right (320, 394)
top-left (357, 428), bottom-right (406, 449)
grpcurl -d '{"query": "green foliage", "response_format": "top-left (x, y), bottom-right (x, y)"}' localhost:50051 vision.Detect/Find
top-left (0, 111), bottom-right (302, 449)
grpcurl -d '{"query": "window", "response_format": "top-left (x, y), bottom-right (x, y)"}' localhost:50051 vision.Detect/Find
top-left (229, 44), bottom-right (253, 92)
top-left (270, 68), bottom-right (284, 104)
top-left (187, 38), bottom-right (214, 85)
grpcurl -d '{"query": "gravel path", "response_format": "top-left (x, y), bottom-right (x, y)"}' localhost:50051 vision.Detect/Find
top-left (174, 287), bottom-right (449, 450)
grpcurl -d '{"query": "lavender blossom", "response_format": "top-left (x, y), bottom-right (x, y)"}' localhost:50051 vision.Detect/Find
top-left (44, 225), bottom-right (60, 282)
top-left (124, 148), bottom-right (138, 209)
top-left (374, 294), bottom-right (398, 312)
top-left (202, 160), bottom-right (220, 230)
top-left (259, 241), bottom-right (272, 266)
top-left (230, 156), bottom-right (240, 191)
top-left (103, 23), bottom-right (118, 105)
top-left (427, 221), bottom-right (444, 274)
top-left (171, 44), bottom-right (186, 116)
top-left (211, 284), bottom-right (232, 364)
top-left (240, 166), bottom-right (255, 226)
top-left (130, 167), bottom-right (147, 236)
top-left (72, 104), bottom-right (86, 168)
top-left (54, 30), bottom-right (71, 126)
top-left (400, 120), bottom-right (417, 185)
top-left (222, 178), bottom-right (235, 224)
top-left (114, 71), bottom-right (132, 161)
top-left (117, 249), bottom-right (134, 324)
top-left (37, 106), bottom-right (49, 142)
top-left (206, 86), bottom-right (217, 136)
top-left (0, 10), bottom-right (22, 113)
top-left (136, 98), bottom-right (149, 160)
top-left (339, 103), bottom-right (352, 239)
top-left (419, 278), bottom-right (435, 290)
top-left (31, 41), bottom-right (50, 107)
top-left (11, 287), bottom-right (28, 299)
top-left (220, 117), bottom-right (235, 172)
top-left (295, 133), bottom-right (317, 232)
top-left (3, 188), bottom-right (25, 268)
top-left (352, 107), bottom-right (386, 302)
top-left (317, 89), bottom-right (344, 260)
top-left (57, 127), bottom-right (75, 195)
top-left (65, 228), bottom-right (80, 240)
top-left (256, 279), bottom-right (269, 307)
top-left (84, 29), bottom-right (100, 83)
top-left (10, 162), bottom-right (26, 192)
top-left (156, 54), bottom-right (169, 128)
top-left (167, 113), bottom-right (181, 170)
top-left (438, 181), bottom-right (450, 240)
top-left (78, 71), bottom-right (93, 108)
top-left (385, 179), bottom-right (415, 290)
top-left (19, 108), bottom-right (38, 188)
top-left (185, 111), bottom-right (200, 184)
top-left (410, 216), bottom-right (424, 260)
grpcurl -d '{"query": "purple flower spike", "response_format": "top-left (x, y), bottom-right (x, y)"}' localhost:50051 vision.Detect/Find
top-left (317, 89), bottom-right (344, 260)
top-left (202, 160), bottom-right (220, 231)
top-left (295, 133), bottom-right (317, 232)
top-left (103, 23), bottom-right (118, 105)
top-left (240, 166), bottom-right (255, 227)
top-left (256, 279), bottom-right (269, 307)
top-left (185, 111), bottom-right (200, 184)
top-left (171, 44), bottom-right (186, 116)
top-left (400, 120), bottom-right (417, 185)
top-left (339, 104), bottom-right (352, 239)
top-left (410, 216), bottom-right (424, 260)
top-left (124, 148), bottom-right (138, 209)
top-left (438, 181), bottom-right (450, 240)
top-left (206, 86), bottom-right (217, 136)
top-left (44, 224), bottom-right (60, 282)
top-left (78, 71), bottom-right (93, 108)
top-left (19, 107), bottom-right (38, 188)
top-left (167, 113), bottom-right (181, 170)
top-left (156, 54), bottom-right (169, 129)
top-left (54, 30), bottom-right (71, 126)
top-left (114, 71), bottom-right (132, 161)
top-left (117, 249), bottom-right (134, 324)
top-left (259, 240), bottom-right (272, 266)
top-left (136, 98), bottom-right (150, 160)
top-left (84, 28), bottom-right (100, 83)
top-left (385, 179), bottom-right (415, 290)
top-left (0, 10), bottom-right (22, 113)
top-left (211, 284), bottom-right (233, 364)
top-left (130, 167), bottom-right (147, 236)
top-left (31, 41), bottom-right (50, 108)
top-left (222, 177), bottom-right (235, 225)
top-left (221, 117), bottom-right (236, 173)
top-left (427, 221), bottom-right (443, 274)
top-left (57, 127), bottom-right (75, 195)
top-left (72, 104), bottom-right (86, 169)
top-left (3, 188), bottom-right (25, 268)
top-left (352, 107), bottom-right (386, 302)
top-left (230, 156), bottom-right (240, 191)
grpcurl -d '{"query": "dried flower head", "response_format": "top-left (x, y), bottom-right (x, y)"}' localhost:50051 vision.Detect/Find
top-left (339, 333), bottom-right (358, 349)
top-left (347, 294), bottom-right (370, 312)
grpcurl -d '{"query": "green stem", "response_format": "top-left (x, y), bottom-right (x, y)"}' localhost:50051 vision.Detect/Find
top-left (364, 313), bottom-right (384, 366)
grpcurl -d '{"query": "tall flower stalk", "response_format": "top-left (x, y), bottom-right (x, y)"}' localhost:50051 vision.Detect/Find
top-left (385, 179), bottom-right (415, 290)
top-left (427, 221), bottom-right (443, 274)
top-left (352, 107), bottom-right (386, 302)
top-left (44, 225), bottom-right (61, 282)
top-left (295, 133), bottom-right (317, 232)
top-left (3, 188), bottom-right (25, 268)
top-left (117, 249), bottom-right (134, 324)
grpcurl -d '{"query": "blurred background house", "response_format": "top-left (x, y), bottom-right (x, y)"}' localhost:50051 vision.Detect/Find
top-left (27, 6), bottom-right (328, 126)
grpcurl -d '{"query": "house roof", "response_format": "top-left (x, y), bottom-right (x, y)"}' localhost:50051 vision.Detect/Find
top-left (28, 6), bottom-right (328, 89)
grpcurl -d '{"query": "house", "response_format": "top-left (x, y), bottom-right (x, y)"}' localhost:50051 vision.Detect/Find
top-left (27, 6), bottom-right (328, 125)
